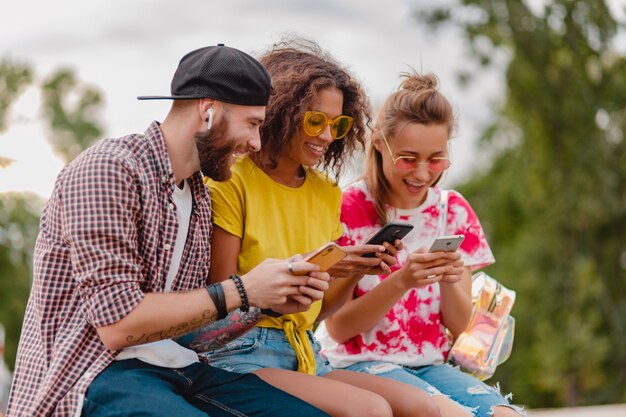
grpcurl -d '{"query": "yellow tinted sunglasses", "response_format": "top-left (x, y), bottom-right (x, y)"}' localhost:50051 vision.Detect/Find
top-left (302, 111), bottom-right (354, 140)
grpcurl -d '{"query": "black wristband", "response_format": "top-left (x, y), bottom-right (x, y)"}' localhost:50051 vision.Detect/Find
top-left (215, 283), bottom-right (226, 319)
top-left (229, 274), bottom-right (249, 312)
top-left (206, 283), bottom-right (227, 320)
top-left (260, 308), bottom-right (283, 318)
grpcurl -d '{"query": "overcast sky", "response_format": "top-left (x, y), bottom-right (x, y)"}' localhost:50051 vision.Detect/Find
top-left (0, 0), bottom-right (507, 198)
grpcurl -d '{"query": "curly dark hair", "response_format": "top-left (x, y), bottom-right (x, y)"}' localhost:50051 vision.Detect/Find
top-left (250, 37), bottom-right (371, 180)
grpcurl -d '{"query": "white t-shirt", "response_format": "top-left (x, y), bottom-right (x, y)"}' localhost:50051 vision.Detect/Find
top-left (317, 181), bottom-right (495, 368)
top-left (116, 180), bottom-right (198, 368)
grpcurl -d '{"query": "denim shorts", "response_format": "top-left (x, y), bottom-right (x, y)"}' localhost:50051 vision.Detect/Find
top-left (201, 327), bottom-right (335, 377)
top-left (344, 361), bottom-right (525, 417)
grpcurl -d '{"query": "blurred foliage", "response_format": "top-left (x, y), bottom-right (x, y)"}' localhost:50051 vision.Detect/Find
top-left (0, 59), bottom-right (32, 132)
top-left (418, 0), bottom-right (626, 408)
top-left (0, 194), bottom-right (43, 369)
top-left (0, 58), bottom-right (104, 371)
top-left (41, 69), bottom-right (103, 164)
top-left (0, 157), bottom-right (14, 169)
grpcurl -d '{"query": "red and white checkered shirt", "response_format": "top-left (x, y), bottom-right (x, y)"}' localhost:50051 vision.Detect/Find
top-left (7, 122), bottom-right (212, 417)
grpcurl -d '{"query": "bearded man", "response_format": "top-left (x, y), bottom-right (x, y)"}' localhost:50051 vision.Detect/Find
top-left (8, 44), bottom-right (330, 417)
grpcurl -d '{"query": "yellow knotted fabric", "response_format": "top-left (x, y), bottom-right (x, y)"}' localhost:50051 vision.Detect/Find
top-left (283, 320), bottom-right (316, 375)
top-left (257, 300), bottom-right (322, 375)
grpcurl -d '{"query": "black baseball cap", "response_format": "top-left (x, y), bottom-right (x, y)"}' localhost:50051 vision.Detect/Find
top-left (137, 44), bottom-right (271, 106)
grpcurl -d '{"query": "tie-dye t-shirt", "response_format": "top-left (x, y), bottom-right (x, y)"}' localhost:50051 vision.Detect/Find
top-left (318, 180), bottom-right (495, 368)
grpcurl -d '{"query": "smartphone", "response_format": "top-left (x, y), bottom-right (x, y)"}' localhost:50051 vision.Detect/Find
top-left (428, 234), bottom-right (465, 252)
top-left (300, 242), bottom-right (347, 273)
top-left (362, 221), bottom-right (414, 258)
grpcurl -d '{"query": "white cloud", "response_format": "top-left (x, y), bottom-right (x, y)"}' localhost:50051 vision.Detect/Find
top-left (1, 0), bottom-right (505, 197)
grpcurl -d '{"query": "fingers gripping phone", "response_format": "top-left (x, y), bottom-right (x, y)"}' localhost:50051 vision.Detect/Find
top-left (300, 242), bottom-right (347, 273)
top-left (428, 234), bottom-right (465, 252)
top-left (362, 221), bottom-right (414, 258)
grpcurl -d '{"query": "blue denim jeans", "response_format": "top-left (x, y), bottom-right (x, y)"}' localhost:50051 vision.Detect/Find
top-left (82, 358), bottom-right (330, 417)
top-left (344, 361), bottom-right (524, 417)
top-left (202, 327), bottom-right (335, 376)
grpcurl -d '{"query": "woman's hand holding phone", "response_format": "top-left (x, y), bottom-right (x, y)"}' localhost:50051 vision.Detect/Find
top-left (361, 222), bottom-right (413, 258)
top-left (428, 235), bottom-right (465, 253)
top-left (392, 248), bottom-right (464, 290)
top-left (426, 235), bottom-right (465, 284)
top-left (326, 243), bottom-right (399, 279)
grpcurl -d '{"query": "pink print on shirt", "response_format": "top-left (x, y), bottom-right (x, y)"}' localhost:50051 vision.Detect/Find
top-left (321, 181), bottom-right (495, 368)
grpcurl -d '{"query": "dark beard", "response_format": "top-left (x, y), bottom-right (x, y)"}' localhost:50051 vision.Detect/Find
top-left (195, 116), bottom-right (236, 182)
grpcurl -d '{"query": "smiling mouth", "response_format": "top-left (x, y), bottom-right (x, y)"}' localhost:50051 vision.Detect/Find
top-left (306, 143), bottom-right (326, 153)
top-left (232, 148), bottom-right (246, 158)
top-left (404, 179), bottom-right (426, 189)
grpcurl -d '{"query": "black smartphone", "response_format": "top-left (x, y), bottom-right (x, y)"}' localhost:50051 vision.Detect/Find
top-left (362, 221), bottom-right (414, 257)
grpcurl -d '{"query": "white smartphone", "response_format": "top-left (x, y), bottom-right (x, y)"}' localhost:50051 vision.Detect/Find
top-left (428, 235), bottom-right (465, 252)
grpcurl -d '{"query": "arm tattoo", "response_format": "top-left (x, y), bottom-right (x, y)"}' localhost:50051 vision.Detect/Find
top-left (125, 308), bottom-right (217, 346)
top-left (175, 307), bottom-right (264, 352)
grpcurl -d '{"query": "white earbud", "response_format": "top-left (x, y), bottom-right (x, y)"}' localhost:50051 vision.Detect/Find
top-left (206, 108), bottom-right (214, 130)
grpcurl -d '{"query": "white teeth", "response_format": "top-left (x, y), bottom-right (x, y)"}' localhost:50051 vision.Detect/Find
top-left (405, 179), bottom-right (424, 187)
top-left (307, 143), bottom-right (326, 153)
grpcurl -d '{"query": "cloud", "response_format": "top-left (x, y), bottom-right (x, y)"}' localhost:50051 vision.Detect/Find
top-left (1, 0), bottom-right (504, 196)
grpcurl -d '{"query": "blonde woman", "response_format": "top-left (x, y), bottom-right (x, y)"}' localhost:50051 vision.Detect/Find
top-left (319, 72), bottom-right (525, 417)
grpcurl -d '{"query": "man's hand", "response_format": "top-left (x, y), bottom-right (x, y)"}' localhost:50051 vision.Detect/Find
top-left (240, 256), bottom-right (331, 314)
top-left (275, 270), bottom-right (331, 314)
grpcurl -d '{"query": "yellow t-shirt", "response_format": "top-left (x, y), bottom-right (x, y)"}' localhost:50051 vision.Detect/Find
top-left (206, 155), bottom-right (343, 374)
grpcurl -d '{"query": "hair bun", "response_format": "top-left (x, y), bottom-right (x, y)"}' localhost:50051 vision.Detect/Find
top-left (399, 72), bottom-right (439, 92)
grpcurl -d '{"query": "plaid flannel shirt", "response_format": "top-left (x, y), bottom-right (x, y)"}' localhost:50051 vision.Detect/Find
top-left (7, 122), bottom-right (212, 417)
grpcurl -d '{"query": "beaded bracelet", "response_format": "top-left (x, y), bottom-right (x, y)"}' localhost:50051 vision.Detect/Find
top-left (206, 283), bottom-right (227, 320)
top-left (229, 274), bottom-right (249, 312)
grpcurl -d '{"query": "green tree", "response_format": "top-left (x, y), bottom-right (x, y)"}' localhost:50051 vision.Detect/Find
top-left (0, 194), bottom-right (43, 368)
top-left (0, 59), bottom-right (31, 132)
top-left (419, 0), bottom-right (626, 408)
top-left (0, 58), bottom-right (35, 370)
top-left (41, 69), bottom-right (103, 164)
top-left (0, 58), bottom-right (104, 370)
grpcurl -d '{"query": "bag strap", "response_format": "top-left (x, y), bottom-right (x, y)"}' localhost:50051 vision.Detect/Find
top-left (439, 189), bottom-right (504, 311)
top-left (488, 282), bottom-right (502, 313)
top-left (437, 189), bottom-right (449, 235)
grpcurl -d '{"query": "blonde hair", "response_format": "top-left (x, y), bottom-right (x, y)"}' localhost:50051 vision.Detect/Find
top-left (364, 72), bottom-right (456, 224)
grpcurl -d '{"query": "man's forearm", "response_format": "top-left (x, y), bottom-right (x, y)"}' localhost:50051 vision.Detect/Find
top-left (176, 307), bottom-right (265, 352)
top-left (97, 281), bottom-right (242, 351)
